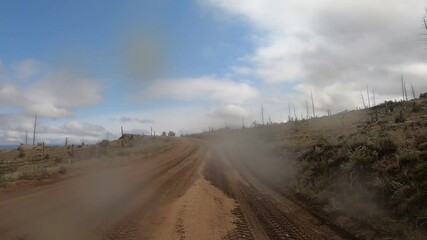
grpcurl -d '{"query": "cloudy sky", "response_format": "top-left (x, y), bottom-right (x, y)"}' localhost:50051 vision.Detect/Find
top-left (1, 0), bottom-right (427, 145)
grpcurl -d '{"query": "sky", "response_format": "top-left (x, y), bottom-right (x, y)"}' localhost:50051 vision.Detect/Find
top-left (1, 0), bottom-right (427, 145)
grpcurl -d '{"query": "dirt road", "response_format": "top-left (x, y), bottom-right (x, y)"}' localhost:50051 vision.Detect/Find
top-left (0, 138), bottom-right (350, 240)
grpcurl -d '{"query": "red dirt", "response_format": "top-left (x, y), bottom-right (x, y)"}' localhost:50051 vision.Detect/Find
top-left (0, 138), bottom-right (350, 240)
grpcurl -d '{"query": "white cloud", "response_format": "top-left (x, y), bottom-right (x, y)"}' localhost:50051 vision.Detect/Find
top-left (0, 85), bottom-right (21, 106)
top-left (0, 66), bottom-right (102, 118)
top-left (204, 0), bottom-right (427, 113)
top-left (146, 76), bottom-right (258, 104)
top-left (11, 59), bottom-right (41, 80)
top-left (63, 121), bottom-right (105, 137)
top-left (231, 66), bottom-right (253, 75)
top-left (208, 104), bottom-right (250, 120)
top-left (0, 113), bottom-right (108, 145)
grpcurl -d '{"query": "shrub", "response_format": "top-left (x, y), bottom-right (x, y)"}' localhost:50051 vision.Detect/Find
top-left (377, 138), bottom-right (398, 157)
top-left (349, 146), bottom-right (378, 170)
top-left (18, 150), bottom-right (25, 158)
top-left (98, 140), bottom-right (109, 147)
top-left (411, 103), bottom-right (422, 113)
top-left (54, 156), bottom-right (62, 163)
top-left (397, 150), bottom-right (420, 167)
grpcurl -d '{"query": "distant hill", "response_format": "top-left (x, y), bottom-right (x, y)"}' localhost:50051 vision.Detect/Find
top-left (0, 145), bottom-right (18, 150)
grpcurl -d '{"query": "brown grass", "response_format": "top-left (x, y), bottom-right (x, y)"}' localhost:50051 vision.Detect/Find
top-left (0, 135), bottom-right (174, 184)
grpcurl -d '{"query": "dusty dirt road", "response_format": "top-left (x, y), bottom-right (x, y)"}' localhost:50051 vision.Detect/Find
top-left (0, 138), bottom-right (350, 240)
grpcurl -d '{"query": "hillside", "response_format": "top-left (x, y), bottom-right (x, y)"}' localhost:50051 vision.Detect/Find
top-left (194, 96), bottom-right (427, 239)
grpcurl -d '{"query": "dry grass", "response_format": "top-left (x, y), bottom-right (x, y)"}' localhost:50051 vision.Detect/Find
top-left (275, 99), bottom-right (427, 239)
top-left (0, 135), bottom-right (174, 184)
top-left (195, 97), bottom-right (427, 239)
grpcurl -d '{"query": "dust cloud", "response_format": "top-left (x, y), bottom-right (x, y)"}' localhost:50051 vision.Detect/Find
top-left (0, 157), bottom-right (152, 240)
top-left (206, 127), bottom-right (297, 189)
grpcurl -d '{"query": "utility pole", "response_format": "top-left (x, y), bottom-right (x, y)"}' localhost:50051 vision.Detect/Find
top-left (120, 126), bottom-right (124, 137)
top-left (150, 127), bottom-right (153, 136)
top-left (25, 130), bottom-right (28, 145)
top-left (310, 90), bottom-right (316, 118)
top-left (32, 113), bottom-right (37, 146)
top-left (261, 104), bottom-right (264, 125)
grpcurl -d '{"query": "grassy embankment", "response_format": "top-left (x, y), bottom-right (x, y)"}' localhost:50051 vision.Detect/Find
top-left (281, 99), bottom-right (427, 239)
top-left (197, 97), bottom-right (427, 239)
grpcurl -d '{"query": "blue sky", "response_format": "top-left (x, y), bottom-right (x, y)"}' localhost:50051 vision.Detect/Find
top-left (1, 0), bottom-right (427, 144)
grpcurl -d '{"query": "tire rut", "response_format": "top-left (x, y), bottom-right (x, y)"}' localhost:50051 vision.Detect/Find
top-left (204, 143), bottom-right (339, 240)
top-left (102, 140), bottom-right (203, 240)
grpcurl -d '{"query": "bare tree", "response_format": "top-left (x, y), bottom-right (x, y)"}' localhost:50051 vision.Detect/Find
top-left (401, 75), bottom-right (408, 101)
top-left (261, 104), bottom-right (264, 125)
top-left (310, 90), bottom-right (316, 118)
top-left (361, 91), bottom-right (367, 109)
top-left (292, 103), bottom-right (297, 121)
top-left (411, 83), bottom-right (416, 99)
top-left (367, 85), bottom-right (371, 107)
top-left (305, 98), bottom-right (309, 119)
top-left (404, 81), bottom-right (408, 101)
top-left (424, 8), bottom-right (427, 31)
top-left (372, 89), bottom-right (376, 106)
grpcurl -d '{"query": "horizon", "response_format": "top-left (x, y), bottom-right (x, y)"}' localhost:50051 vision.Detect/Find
top-left (1, 0), bottom-right (427, 145)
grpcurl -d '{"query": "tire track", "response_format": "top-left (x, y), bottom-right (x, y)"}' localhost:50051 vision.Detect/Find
top-left (103, 140), bottom-right (203, 240)
top-left (203, 141), bottom-right (342, 240)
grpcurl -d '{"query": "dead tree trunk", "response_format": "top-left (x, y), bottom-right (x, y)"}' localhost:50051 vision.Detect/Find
top-left (310, 90), bottom-right (316, 118)
top-left (305, 99), bottom-right (309, 119)
top-left (411, 83), bottom-right (416, 99)
top-left (361, 92), bottom-right (366, 109)
top-left (293, 103), bottom-right (297, 121)
top-left (367, 85), bottom-right (371, 108)
top-left (261, 104), bottom-right (264, 125)
top-left (372, 89), bottom-right (376, 106)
